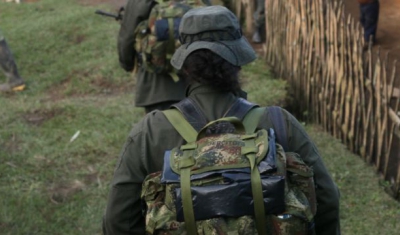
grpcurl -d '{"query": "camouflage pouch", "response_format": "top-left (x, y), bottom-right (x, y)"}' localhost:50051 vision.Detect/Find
top-left (269, 150), bottom-right (317, 235)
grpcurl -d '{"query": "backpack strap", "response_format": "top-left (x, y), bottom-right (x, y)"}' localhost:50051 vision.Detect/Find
top-left (241, 106), bottom-right (267, 235)
top-left (267, 106), bottom-right (289, 151)
top-left (165, 97), bottom-right (262, 140)
top-left (224, 97), bottom-right (259, 120)
top-left (172, 98), bottom-right (208, 132)
top-left (242, 107), bottom-right (265, 134)
top-left (173, 97), bottom-right (259, 132)
top-left (163, 109), bottom-right (197, 143)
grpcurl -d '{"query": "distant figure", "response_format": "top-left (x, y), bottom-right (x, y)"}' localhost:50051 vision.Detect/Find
top-left (117, 0), bottom-right (211, 114)
top-left (358, 0), bottom-right (379, 46)
top-left (0, 29), bottom-right (25, 92)
top-left (252, 0), bottom-right (265, 43)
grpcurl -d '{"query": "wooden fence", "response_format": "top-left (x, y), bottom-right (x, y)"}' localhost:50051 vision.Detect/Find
top-left (257, 0), bottom-right (400, 199)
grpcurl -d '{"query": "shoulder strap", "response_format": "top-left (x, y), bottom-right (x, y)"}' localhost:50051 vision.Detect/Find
top-left (267, 106), bottom-right (289, 151)
top-left (163, 109), bottom-right (197, 143)
top-left (242, 107), bottom-right (265, 134)
top-left (224, 97), bottom-right (259, 120)
top-left (167, 97), bottom-right (261, 139)
top-left (172, 98), bottom-right (208, 132)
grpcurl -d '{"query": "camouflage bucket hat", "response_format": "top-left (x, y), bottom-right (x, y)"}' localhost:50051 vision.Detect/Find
top-left (171, 5), bottom-right (256, 70)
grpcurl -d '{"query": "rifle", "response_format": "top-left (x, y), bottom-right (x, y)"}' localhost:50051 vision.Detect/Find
top-left (95, 7), bottom-right (124, 21)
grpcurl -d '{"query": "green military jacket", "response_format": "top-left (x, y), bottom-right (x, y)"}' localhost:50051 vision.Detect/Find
top-left (102, 83), bottom-right (341, 235)
top-left (118, 0), bottom-right (211, 107)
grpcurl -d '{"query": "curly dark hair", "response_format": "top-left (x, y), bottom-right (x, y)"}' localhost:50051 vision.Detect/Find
top-left (178, 49), bottom-right (242, 92)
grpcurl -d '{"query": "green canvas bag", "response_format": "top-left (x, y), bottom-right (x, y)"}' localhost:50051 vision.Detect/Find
top-left (141, 107), bottom-right (317, 234)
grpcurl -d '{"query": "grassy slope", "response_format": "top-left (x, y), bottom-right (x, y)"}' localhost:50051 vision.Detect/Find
top-left (0, 0), bottom-right (399, 234)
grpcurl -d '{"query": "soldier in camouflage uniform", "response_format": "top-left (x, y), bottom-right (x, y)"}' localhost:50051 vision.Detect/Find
top-left (118, 0), bottom-right (211, 113)
top-left (0, 29), bottom-right (25, 92)
top-left (103, 5), bottom-right (341, 235)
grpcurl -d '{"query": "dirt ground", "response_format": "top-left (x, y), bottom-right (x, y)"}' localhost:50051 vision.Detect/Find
top-left (343, 0), bottom-right (400, 53)
top-left (343, 0), bottom-right (400, 78)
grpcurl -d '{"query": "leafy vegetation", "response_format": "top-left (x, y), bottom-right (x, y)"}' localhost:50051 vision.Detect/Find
top-left (0, 0), bottom-right (399, 234)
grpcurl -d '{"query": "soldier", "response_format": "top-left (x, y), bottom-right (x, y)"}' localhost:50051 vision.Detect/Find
top-left (358, 0), bottom-right (380, 46)
top-left (252, 0), bottom-right (266, 43)
top-left (103, 5), bottom-right (341, 235)
top-left (0, 29), bottom-right (25, 92)
top-left (117, 0), bottom-right (211, 114)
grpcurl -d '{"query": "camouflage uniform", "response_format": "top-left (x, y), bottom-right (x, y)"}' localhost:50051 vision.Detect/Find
top-left (118, 0), bottom-right (211, 113)
top-left (102, 83), bottom-right (341, 235)
top-left (0, 29), bottom-right (25, 92)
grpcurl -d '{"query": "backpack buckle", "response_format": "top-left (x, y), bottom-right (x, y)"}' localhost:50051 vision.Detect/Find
top-left (179, 157), bottom-right (195, 169)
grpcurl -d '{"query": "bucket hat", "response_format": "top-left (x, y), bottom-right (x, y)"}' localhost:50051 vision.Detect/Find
top-left (170, 5), bottom-right (256, 70)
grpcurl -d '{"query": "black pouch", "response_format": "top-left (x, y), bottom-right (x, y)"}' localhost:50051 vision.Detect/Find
top-left (174, 175), bottom-right (285, 221)
top-left (154, 18), bottom-right (181, 41)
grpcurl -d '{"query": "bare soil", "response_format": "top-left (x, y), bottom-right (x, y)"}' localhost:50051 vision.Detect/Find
top-left (343, 0), bottom-right (400, 52)
top-left (23, 108), bottom-right (64, 126)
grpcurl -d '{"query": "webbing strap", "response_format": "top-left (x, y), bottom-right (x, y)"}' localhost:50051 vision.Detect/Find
top-left (167, 17), bottom-right (175, 53)
top-left (167, 17), bottom-right (176, 71)
top-left (243, 107), bottom-right (266, 134)
top-left (174, 98), bottom-right (259, 133)
top-left (243, 107), bottom-right (267, 234)
top-left (180, 166), bottom-right (197, 234)
top-left (168, 71), bottom-right (179, 82)
top-left (163, 109), bottom-right (197, 143)
top-left (241, 107), bottom-right (267, 235)
top-left (245, 149), bottom-right (267, 235)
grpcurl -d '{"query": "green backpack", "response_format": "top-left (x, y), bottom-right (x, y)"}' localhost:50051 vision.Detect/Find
top-left (141, 105), bottom-right (317, 235)
top-left (134, 0), bottom-right (206, 81)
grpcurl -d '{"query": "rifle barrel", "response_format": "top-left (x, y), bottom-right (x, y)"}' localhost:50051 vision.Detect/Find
top-left (95, 10), bottom-right (119, 19)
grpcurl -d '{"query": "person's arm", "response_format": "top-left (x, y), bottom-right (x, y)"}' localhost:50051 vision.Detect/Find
top-left (118, 0), bottom-right (155, 72)
top-left (281, 109), bottom-right (341, 235)
top-left (102, 126), bottom-right (147, 235)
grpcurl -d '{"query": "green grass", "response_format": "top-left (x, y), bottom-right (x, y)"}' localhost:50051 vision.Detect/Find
top-left (0, 0), bottom-right (399, 234)
top-left (308, 126), bottom-right (400, 234)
